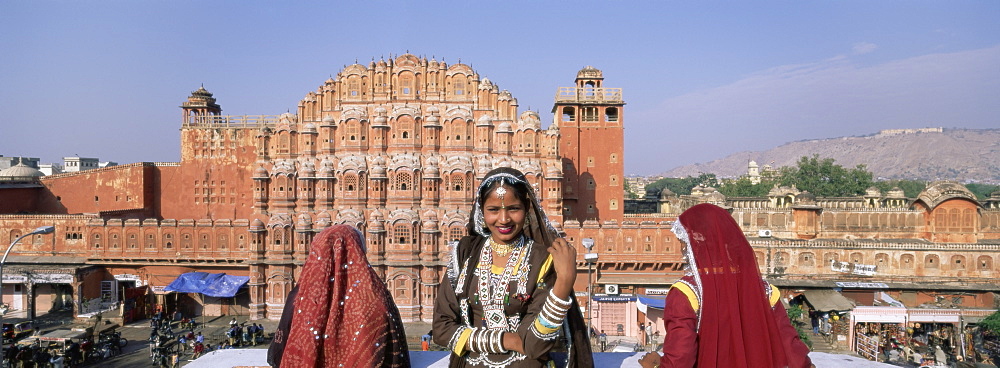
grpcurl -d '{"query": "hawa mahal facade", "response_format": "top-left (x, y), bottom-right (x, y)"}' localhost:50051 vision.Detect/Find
top-left (1, 54), bottom-right (997, 340)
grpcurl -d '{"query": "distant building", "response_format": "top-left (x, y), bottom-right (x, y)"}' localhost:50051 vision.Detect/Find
top-left (62, 156), bottom-right (100, 172)
top-left (0, 156), bottom-right (40, 171)
top-left (38, 163), bottom-right (64, 176)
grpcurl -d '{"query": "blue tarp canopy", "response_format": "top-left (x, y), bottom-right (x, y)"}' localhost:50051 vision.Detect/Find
top-left (637, 295), bottom-right (666, 310)
top-left (164, 272), bottom-right (250, 298)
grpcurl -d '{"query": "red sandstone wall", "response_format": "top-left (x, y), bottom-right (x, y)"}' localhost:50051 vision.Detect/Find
top-left (0, 188), bottom-right (41, 213)
top-left (39, 164), bottom-right (152, 216)
top-left (929, 199), bottom-right (979, 243)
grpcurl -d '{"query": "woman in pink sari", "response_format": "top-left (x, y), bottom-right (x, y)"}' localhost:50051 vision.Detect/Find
top-left (640, 204), bottom-right (812, 368)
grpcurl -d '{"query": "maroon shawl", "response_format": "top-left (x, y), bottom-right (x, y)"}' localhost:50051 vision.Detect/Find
top-left (675, 204), bottom-right (805, 367)
top-left (279, 225), bottom-right (410, 367)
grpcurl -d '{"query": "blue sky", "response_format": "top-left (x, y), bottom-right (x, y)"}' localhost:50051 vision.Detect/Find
top-left (2, 1), bottom-right (998, 175)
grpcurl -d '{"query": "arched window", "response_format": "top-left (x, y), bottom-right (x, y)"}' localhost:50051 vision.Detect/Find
top-left (798, 252), bottom-right (815, 267)
top-left (850, 252), bottom-right (864, 264)
top-left (395, 172), bottom-right (413, 191)
top-left (448, 226), bottom-right (465, 242)
top-left (951, 255), bottom-right (966, 270)
top-left (394, 224), bottom-right (412, 245)
top-left (605, 107), bottom-right (619, 122)
top-left (774, 251), bottom-right (789, 267)
top-left (978, 256), bottom-right (994, 271)
top-left (562, 107), bottom-right (575, 122)
top-left (925, 254), bottom-right (940, 269)
top-left (900, 254), bottom-right (914, 269)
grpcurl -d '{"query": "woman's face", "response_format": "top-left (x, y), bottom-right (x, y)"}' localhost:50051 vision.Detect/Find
top-left (482, 184), bottom-right (526, 245)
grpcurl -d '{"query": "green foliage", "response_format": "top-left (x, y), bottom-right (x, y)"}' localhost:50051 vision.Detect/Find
top-left (777, 155), bottom-right (874, 197)
top-left (717, 177), bottom-right (776, 197)
top-left (980, 310), bottom-right (1000, 335)
top-left (874, 179), bottom-right (928, 198)
top-left (786, 304), bottom-right (812, 348)
top-left (966, 183), bottom-right (1000, 200)
top-left (646, 173), bottom-right (719, 196)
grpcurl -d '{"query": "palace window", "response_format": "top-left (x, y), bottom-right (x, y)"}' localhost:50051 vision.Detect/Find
top-left (978, 256), bottom-right (993, 271)
top-left (394, 224), bottom-right (412, 245)
top-left (925, 254), bottom-right (940, 269)
top-left (900, 254), bottom-right (914, 269)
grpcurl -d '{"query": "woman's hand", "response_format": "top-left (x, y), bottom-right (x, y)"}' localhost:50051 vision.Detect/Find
top-left (548, 237), bottom-right (577, 299)
top-left (639, 352), bottom-right (661, 368)
top-left (502, 332), bottom-right (525, 354)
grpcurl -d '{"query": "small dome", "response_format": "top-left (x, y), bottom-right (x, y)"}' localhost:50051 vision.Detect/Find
top-left (498, 122), bottom-right (513, 133)
top-left (191, 86), bottom-right (213, 98)
top-left (795, 191), bottom-right (817, 204)
top-left (546, 165), bottom-right (562, 179)
top-left (315, 212), bottom-right (332, 228)
top-left (301, 123), bottom-right (317, 133)
top-left (576, 66), bottom-right (603, 79)
top-left (249, 219), bottom-right (266, 232)
top-left (322, 115), bottom-right (336, 124)
top-left (660, 187), bottom-right (675, 199)
top-left (0, 162), bottom-right (44, 177)
top-left (318, 159), bottom-right (334, 178)
top-left (296, 214), bottom-right (313, 229)
top-left (477, 114), bottom-right (493, 126)
top-left (253, 165), bottom-right (268, 178)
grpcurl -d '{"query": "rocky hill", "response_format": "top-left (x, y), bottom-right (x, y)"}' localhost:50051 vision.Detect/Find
top-left (662, 128), bottom-right (1000, 182)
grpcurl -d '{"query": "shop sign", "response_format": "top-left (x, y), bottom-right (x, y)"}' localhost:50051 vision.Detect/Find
top-left (645, 288), bottom-right (670, 295)
top-left (593, 293), bottom-right (636, 302)
top-left (831, 260), bottom-right (877, 276)
top-left (835, 281), bottom-right (889, 289)
top-left (33, 273), bottom-right (74, 284)
top-left (114, 274), bottom-right (146, 286)
top-left (1, 275), bottom-right (27, 283)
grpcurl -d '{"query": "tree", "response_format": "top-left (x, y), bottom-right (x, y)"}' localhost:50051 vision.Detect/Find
top-left (646, 173), bottom-right (719, 196)
top-left (777, 155), bottom-right (874, 197)
top-left (966, 183), bottom-right (1000, 200)
top-left (874, 179), bottom-right (928, 198)
top-left (718, 177), bottom-right (776, 197)
top-left (981, 310), bottom-right (1000, 335)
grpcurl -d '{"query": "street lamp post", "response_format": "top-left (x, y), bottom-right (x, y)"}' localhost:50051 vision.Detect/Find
top-left (581, 238), bottom-right (596, 348)
top-left (1, 226), bottom-right (54, 366)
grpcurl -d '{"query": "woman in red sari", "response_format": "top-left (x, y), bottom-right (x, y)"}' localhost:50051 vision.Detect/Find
top-left (268, 224), bottom-right (410, 367)
top-left (640, 204), bottom-right (812, 368)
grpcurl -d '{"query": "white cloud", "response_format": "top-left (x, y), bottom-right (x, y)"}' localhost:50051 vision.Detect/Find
top-left (852, 42), bottom-right (878, 55)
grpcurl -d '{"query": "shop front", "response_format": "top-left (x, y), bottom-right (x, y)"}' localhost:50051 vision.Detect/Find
top-left (591, 294), bottom-right (637, 338)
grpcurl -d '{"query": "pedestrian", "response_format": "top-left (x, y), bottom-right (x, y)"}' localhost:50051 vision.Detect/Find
top-left (195, 332), bottom-right (204, 344)
top-left (192, 342), bottom-right (204, 359)
top-left (50, 353), bottom-right (65, 368)
top-left (599, 330), bottom-right (608, 352)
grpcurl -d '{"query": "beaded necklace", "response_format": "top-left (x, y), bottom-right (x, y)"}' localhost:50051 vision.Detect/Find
top-left (469, 234), bottom-right (532, 367)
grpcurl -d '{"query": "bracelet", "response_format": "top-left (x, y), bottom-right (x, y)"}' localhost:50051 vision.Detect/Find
top-left (548, 290), bottom-right (573, 306)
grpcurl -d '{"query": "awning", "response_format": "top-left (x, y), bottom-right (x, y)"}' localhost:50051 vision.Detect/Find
top-left (801, 289), bottom-right (855, 312)
top-left (636, 295), bottom-right (666, 314)
top-left (164, 272), bottom-right (249, 298)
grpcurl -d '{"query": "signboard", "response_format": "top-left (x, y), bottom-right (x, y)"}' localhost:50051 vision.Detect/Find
top-left (3, 274), bottom-right (73, 284)
top-left (831, 260), bottom-right (877, 276)
top-left (1, 275), bottom-right (28, 283)
top-left (593, 293), bottom-right (636, 302)
top-left (835, 282), bottom-right (889, 289)
top-left (645, 288), bottom-right (671, 295)
top-left (32, 274), bottom-right (74, 284)
top-left (114, 274), bottom-right (146, 286)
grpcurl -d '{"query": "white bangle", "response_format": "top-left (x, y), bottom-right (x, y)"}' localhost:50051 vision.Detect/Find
top-left (548, 290), bottom-right (573, 306)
